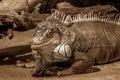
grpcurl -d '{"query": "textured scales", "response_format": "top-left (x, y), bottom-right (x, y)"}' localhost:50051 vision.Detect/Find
top-left (31, 10), bottom-right (120, 76)
top-left (51, 10), bottom-right (120, 62)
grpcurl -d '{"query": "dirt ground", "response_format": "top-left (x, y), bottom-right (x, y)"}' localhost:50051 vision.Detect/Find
top-left (0, 60), bottom-right (120, 80)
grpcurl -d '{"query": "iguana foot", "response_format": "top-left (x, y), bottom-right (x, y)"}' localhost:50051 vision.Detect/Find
top-left (32, 66), bottom-right (63, 77)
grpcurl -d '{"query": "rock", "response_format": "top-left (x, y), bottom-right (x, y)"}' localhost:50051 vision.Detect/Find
top-left (57, 5), bottom-right (118, 15)
top-left (16, 60), bottom-right (35, 68)
top-left (24, 61), bottom-right (35, 68)
top-left (56, 1), bottom-right (74, 9)
top-left (16, 60), bottom-right (25, 68)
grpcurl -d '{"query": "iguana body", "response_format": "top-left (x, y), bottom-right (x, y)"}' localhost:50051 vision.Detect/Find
top-left (31, 10), bottom-right (120, 76)
top-left (72, 21), bottom-right (120, 64)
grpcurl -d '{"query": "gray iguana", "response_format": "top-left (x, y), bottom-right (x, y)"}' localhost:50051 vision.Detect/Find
top-left (31, 10), bottom-right (120, 77)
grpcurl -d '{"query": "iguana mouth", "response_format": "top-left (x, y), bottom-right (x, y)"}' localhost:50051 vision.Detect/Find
top-left (31, 38), bottom-right (55, 50)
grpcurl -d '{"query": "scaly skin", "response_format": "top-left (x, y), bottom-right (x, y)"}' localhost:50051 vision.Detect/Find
top-left (31, 10), bottom-right (120, 77)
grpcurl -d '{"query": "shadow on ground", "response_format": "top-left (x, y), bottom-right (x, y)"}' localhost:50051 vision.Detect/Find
top-left (0, 54), bottom-right (120, 80)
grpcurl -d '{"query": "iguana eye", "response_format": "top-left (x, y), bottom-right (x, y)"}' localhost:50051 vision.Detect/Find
top-left (45, 28), bottom-right (54, 38)
top-left (41, 25), bottom-right (46, 30)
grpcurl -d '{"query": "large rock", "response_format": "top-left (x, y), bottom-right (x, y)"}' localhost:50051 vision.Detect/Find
top-left (57, 5), bottom-right (118, 15)
top-left (56, 1), bottom-right (74, 9)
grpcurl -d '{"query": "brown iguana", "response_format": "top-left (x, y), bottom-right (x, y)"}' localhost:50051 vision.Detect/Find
top-left (31, 10), bottom-right (120, 77)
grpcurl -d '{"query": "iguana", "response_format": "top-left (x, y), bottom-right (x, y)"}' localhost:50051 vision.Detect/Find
top-left (31, 10), bottom-right (120, 77)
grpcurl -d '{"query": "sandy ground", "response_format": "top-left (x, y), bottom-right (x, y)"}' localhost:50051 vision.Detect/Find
top-left (0, 60), bottom-right (120, 80)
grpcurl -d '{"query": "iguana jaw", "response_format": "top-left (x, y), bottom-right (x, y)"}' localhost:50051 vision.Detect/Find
top-left (31, 38), bottom-right (56, 49)
top-left (31, 32), bottom-right (62, 49)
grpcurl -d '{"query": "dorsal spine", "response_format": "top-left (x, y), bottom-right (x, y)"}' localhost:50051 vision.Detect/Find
top-left (51, 10), bottom-right (120, 25)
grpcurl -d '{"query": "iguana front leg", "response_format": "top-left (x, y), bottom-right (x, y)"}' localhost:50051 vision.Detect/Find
top-left (57, 52), bottom-right (95, 76)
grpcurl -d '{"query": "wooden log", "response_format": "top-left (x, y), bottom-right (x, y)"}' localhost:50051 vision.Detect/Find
top-left (0, 12), bottom-right (51, 58)
top-left (0, 9), bottom-right (36, 39)
top-left (0, 29), bottom-right (34, 58)
top-left (0, 0), bottom-right (43, 12)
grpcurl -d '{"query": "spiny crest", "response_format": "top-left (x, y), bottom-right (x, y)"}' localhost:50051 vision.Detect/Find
top-left (51, 10), bottom-right (120, 25)
top-left (46, 16), bottom-right (62, 25)
top-left (51, 10), bottom-right (72, 24)
top-left (72, 12), bottom-right (120, 25)
top-left (43, 15), bottom-right (66, 33)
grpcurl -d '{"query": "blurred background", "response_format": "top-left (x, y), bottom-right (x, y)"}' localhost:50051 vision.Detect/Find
top-left (0, 0), bottom-right (120, 13)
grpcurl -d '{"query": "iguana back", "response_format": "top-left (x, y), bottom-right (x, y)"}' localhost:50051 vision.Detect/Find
top-left (52, 10), bottom-right (120, 64)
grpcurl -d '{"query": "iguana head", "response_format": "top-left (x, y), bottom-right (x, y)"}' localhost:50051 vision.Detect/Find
top-left (31, 16), bottom-right (63, 76)
top-left (32, 9), bottom-right (74, 45)
top-left (32, 15), bottom-right (65, 45)
top-left (31, 10), bottom-right (74, 77)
